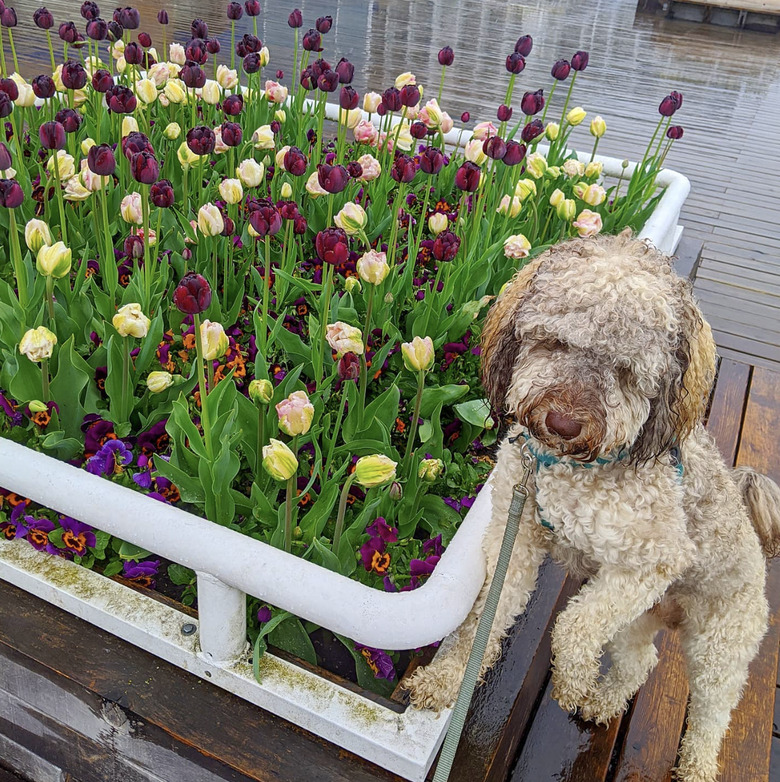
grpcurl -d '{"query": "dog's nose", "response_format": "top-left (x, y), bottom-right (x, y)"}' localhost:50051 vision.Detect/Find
top-left (545, 411), bottom-right (582, 439)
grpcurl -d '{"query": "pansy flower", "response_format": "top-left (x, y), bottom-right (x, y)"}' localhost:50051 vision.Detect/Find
top-left (81, 414), bottom-right (117, 457)
top-left (359, 536), bottom-right (391, 574)
top-left (355, 644), bottom-right (396, 681)
top-left (85, 439), bottom-right (134, 476)
top-left (122, 559), bottom-right (161, 588)
top-left (0, 503), bottom-right (26, 540)
top-left (0, 389), bottom-right (24, 427)
top-left (59, 515), bottom-right (97, 556)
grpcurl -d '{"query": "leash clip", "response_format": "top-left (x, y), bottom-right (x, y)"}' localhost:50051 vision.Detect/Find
top-left (512, 442), bottom-right (536, 499)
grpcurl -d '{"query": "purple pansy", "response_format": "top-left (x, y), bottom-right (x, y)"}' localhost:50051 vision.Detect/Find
top-left (59, 515), bottom-right (97, 555)
top-left (86, 439), bottom-right (133, 476)
top-left (355, 644), bottom-right (396, 681)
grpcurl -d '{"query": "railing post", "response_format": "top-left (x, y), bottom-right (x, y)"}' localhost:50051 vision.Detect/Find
top-left (196, 572), bottom-right (247, 663)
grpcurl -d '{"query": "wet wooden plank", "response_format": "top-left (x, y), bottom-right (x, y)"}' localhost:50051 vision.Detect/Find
top-left (0, 579), bottom-right (403, 782)
top-left (672, 237), bottom-right (703, 281)
top-left (705, 359), bottom-right (751, 465)
top-left (0, 767), bottom-right (27, 782)
top-left (735, 366), bottom-right (780, 482)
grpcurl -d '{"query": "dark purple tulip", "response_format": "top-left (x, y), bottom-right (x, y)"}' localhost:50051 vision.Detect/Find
top-left (185, 38), bottom-right (208, 64)
top-left (243, 53), bottom-right (261, 74)
top-left (515, 34), bottom-right (533, 56)
top-left (191, 17), bottom-right (208, 38)
top-left (107, 20), bottom-right (123, 40)
top-left (502, 140), bottom-right (526, 166)
top-left (221, 216), bottom-right (235, 237)
top-left (461, 111), bottom-right (470, 123)
top-left (138, 31), bottom-right (151, 47)
top-left (317, 163), bottom-right (348, 193)
top-left (33, 7), bottom-right (54, 28)
top-left (39, 121), bottom-right (66, 150)
top-left (86, 17), bottom-right (107, 39)
top-left (180, 62), bottom-right (206, 88)
top-left (0, 77), bottom-right (18, 102)
top-left (58, 20), bottom-right (78, 42)
top-left (124, 41), bottom-right (143, 64)
top-left (150, 179), bottom-right (174, 208)
top-left (1, 6), bottom-right (16, 26)
top-left (124, 234), bottom-right (143, 259)
top-left (278, 201), bottom-right (299, 220)
top-left (130, 151), bottom-right (159, 184)
top-left (244, 0), bottom-right (260, 15)
top-left (571, 50), bottom-right (589, 71)
top-left (91, 68), bottom-right (113, 92)
top-left (497, 103), bottom-right (512, 122)
top-left (520, 89), bottom-right (544, 116)
top-left (80, 0), bottom-right (99, 20)
top-left (270, 120), bottom-right (281, 134)
top-left (438, 46), bottom-right (454, 66)
top-left (55, 108), bottom-right (82, 133)
top-left (284, 146), bottom-right (308, 176)
top-left (419, 146), bottom-right (445, 175)
top-left (293, 215), bottom-right (307, 235)
top-left (121, 131), bottom-right (154, 159)
top-left (483, 136), bottom-right (507, 160)
top-left (432, 231), bottom-right (461, 262)
top-left (288, 8), bottom-right (302, 27)
top-left (223, 93), bottom-right (243, 116)
top-left (667, 125), bottom-right (684, 140)
top-left (505, 52), bottom-right (525, 74)
top-left (206, 38), bottom-right (220, 55)
top-left (310, 57), bottom-right (330, 79)
top-left (0, 142), bottom-right (11, 171)
top-left (220, 121), bottom-right (242, 147)
top-left (299, 67), bottom-right (316, 90)
top-left (318, 70), bottom-right (339, 92)
top-left (249, 199), bottom-right (282, 236)
top-left (157, 9), bottom-right (168, 24)
top-left (227, 1), bottom-right (242, 20)
top-left (391, 153), bottom-right (416, 183)
top-left (32, 74), bottom-right (56, 99)
top-left (454, 161), bottom-right (480, 191)
top-left (302, 28), bottom-right (321, 52)
top-left (0, 92), bottom-right (11, 119)
top-left (339, 85), bottom-right (359, 110)
top-left (551, 59), bottom-right (571, 80)
top-left (410, 121), bottom-right (428, 140)
top-left (239, 32), bottom-right (261, 53)
top-left (335, 57), bottom-right (354, 84)
top-left (315, 228), bottom-right (349, 265)
top-left (520, 118), bottom-right (544, 142)
top-left (106, 84), bottom-right (137, 113)
top-left (338, 352), bottom-right (360, 381)
top-left (670, 90), bottom-right (683, 108)
top-left (174, 273), bottom-right (212, 314)
top-left (382, 87), bottom-right (402, 112)
top-left (315, 15), bottom-right (332, 33)
top-left (346, 160), bottom-right (363, 179)
top-left (400, 84), bottom-right (420, 107)
top-left (0, 179), bottom-right (24, 208)
top-left (376, 102), bottom-right (386, 117)
top-left (186, 126), bottom-right (216, 156)
top-left (118, 6), bottom-right (139, 29)
top-left (62, 60), bottom-right (87, 90)
top-left (659, 93), bottom-right (680, 116)
top-left (88, 143), bottom-right (116, 176)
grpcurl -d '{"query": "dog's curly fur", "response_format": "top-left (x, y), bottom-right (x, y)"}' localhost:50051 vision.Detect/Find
top-left (403, 233), bottom-right (780, 782)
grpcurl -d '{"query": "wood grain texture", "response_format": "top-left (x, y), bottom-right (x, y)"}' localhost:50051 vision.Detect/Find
top-left (705, 359), bottom-right (751, 465)
top-left (735, 367), bottom-right (780, 482)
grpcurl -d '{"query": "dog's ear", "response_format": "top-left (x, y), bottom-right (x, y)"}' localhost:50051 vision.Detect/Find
top-left (481, 257), bottom-right (544, 414)
top-left (631, 282), bottom-right (716, 461)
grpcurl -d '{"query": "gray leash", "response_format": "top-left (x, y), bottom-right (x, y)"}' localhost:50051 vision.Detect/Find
top-left (432, 443), bottom-right (536, 782)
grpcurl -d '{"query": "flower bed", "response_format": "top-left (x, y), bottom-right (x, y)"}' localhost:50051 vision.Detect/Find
top-left (0, 0), bottom-right (688, 711)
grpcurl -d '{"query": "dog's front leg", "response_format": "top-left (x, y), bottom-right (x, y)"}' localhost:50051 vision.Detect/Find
top-left (550, 564), bottom-right (676, 713)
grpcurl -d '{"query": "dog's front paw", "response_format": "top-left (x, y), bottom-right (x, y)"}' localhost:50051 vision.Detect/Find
top-left (403, 659), bottom-right (463, 712)
top-left (550, 664), bottom-right (598, 713)
top-left (578, 687), bottom-right (627, 726)
top-left (550, 613), bottom-right (601, 712)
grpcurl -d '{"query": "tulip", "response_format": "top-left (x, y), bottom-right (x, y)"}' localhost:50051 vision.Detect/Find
top-left (521, 119), bottom-right (544, 143)
top-left (280, 182), bottom-right (293, 199)
top-left (63, 60), bottom-right (88, 90)
top-left (283, 146), bottom-right (308, 177)
top-left (265, 80), bottom-right (288, 104)
top-left (121, 117), bottom-right (140, 138)
top-left (334, 203), bottom-right (367, 236)
top-left (157, 9), bottom-right (169, 24)
top-left (245, 0), bottom-right (260, 15)
top-left (150, 179), bottom-right (174, 208)
top-left (363, 92), bottom-right (382, 113)
top-left (147, 371), bottom-right (174, 393)
top-left (515, 34), bottom-right (533, 55)
top-left (197, 203), bottom-right (224, 237)
top-left (506, 53), bottom-right (525, 74)
top-left (497, 104), bottom-right (513, 123)
top-left (46, 150), bottom-right (76, 180)
top-left (32, 74), bottom-right (56, 99)
top-left (220, 121), bottom-right (243, 148)
top-left (317, 163), bottom-right (349, 193)
top-left (236, 158), bottom-right (264, 187)
top-left (92, 69), bottom-right (113, 92)
top-left (497, 195), bottom-right (522, 218)
top-left (357, 154), bottom-right (381, 181)
top-left (160, 123), bottom-right (181, 142)
top-left (316, 14), bottom-right (332, 33)
top-left (484, 136), bottom-right (507, 160)
top-left (551, 59), bottom-right (571, 80)
top-left (344, 276), bottom-right (361, 294)
top-left (400, 84), bottom-right (420, 107)
top-left (454, 161), bottom-right (481, 192)
top-left (335, 57), bottom-right (354, 84)
top-left (39, 121), bottom-right (66, 150)
top-left (19, 326), bottom-right (57, 362)
top-left (556, 198), bottom-right (576, 221)
top-left (354, 454), bottom-right (397, 489)
top-left (382, 87), bottom-right (402, 112)
top-left (419, 458), bottom-right (444, 482)
top-left (288, 8), bottom-right (303, 27)
top-left (218, 178), bottom-right (243, 205)
top-left (565, 106), bottom-right (586, 126)
top-left (130, 151), bottom-right (159, 184)
top-left (390, 154), bottom-right (416, 183)
top-left (573, 209), bottom-right (603, 237)
top-left (316, 228), bottom-right (349, 266)
top-left (263, 439), bottom-right (298, 481)
top-left (113, 303), bottom-right (150, 338)
top-left (124, 41), bottom-right (143, 65)
top-left (251, 124), bottom-right (275, 150)
top-left (545, 122), bottom-right (560, 141)
top-left (36, 241), bottom-right (71, 278)
top-left (174, 273), bottom-right (212, 314)
top-left (432, 231), bottom-right (461, 262)
top-left (276, 390), bottom-right (314, 436)
top-left (326, 322), bottom-right (364, 357)
top-left (187, 126), bottom-right (216, 157)
top-left (338, 352), bottom-right (360, 381)
top-left (223, 93), bottom-right (243, 116)
top-left (503, 234), bottom-right (531, 259)
top-left (419, 146), bottom-right (445, 175)
top-left (589, 116), bottom-right (607, 138)
top-left (571, 50), bottom-right (589, 71)
top-left (191, 17), bottom-right (208, 38)
top-left (34, 7), bottom-right (55, 28)
top-left (317, 70), bottom-right (339, 92)
top-left (0, 142), bottom-right (10, 172)
top-left (106, 84), bottom-right (137, 113)
top-left (249, 378), bottom-right (274, 405)
top-left (302, 28), bottom-right (321, 52)
top-left (164, 80), bottom-right (187, 107)
top-left (402, 335), bottom-right (434, 372)
top-left (118, 7), bottom-right (139, 28)
top-left (563, 159), bottom-right (585, 178)
top-left (120, 192), bottom-right (143, 224)
top-left (667, 125), bottom-right (684, 140)
top-left (502, 141), bottom-right (526, 168)
top-left (525, 152), bottom-right (547, 179)
top-left (428, 212), bottom-right (448, 235)
top-left (199, 319), bottom-right (229, 360)
top-left (64, 177), bottom-right (92, 201)
top-left (25, 219), bottom-right (53, 254)
top-left (438, 46), bottom-right (454, 66)
top-left (521, 89), bottom-right (545, 116)
top-left (585, 161), bottom-right (603, 178)
top-left (217, 65), bottom-right (239, 91)
top-left (248, 200), bottom-right (282, 236)
top-left (0, 179), bottom-right (23, 208)
top-left (575, 183), bottom-right (607, 206)
top-left (357, 250), bottom-right (389, 285)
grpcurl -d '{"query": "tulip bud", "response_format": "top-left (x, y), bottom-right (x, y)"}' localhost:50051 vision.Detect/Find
top-left (236, 158), bottom-right (264, 187)
top-left (354, 454), bottom-right (397, 489)
top-left (571, 50), bottom-right (589, 71)
top-left (428, 212), bottom-right (448, 235)
top-left (36, 241), bottom-right (72, 278)
top-left (147, 371), bottom-right (174, 393)
top-left (566, 106), bottom-right (586, 126)
top-left (218, 178), bottom-right (243, 205)
top-left (121, 116), bottom-right (139, 136)
top-left (276, 390), bottom-right (314, 436)
top-left (496, 195), bottom-right (522, 218)
top-left (363, 91), bottom-right (382, 113)
top-left (252, 124), bottom-right (275, 150)
top-left (19, 326), bottom-right (57, 363)
top-left (173, 272), bottom-right (212, 315)
top-left (197, 203), bottom-right (224, 237)
top-left (356, 249), bottom-right (389, 285)
top-left (249, 378), bottom-right (274, 405)
top-left (199, 319), bottom-right (229, 360)
top-left (551, 59), bottom-right (571, 81)
top-left (25, 219), bottom-right (53, 254)
top-left (120, 192), bottom-right (143, 225)
top-left (525, 152), bottom-right (547, 179)
top-left (438, 46), bottom-right (454, 66)
top-left (418, 458), bottom-right (444, 482)
top-left (334, 202), bottom-right (367, 236)
top-left (545, 122), bottom-right (560, 141)
top-left (263, 439), bottom-right (298, 481)
top-left (589, 116), bottom-right (607, 138)
top-left (585, 161), bottom-right (603, 179)
top-left (549, 188), bottom-right (565, 208)
top-left (113, 303), bottom-right (151, 338)
top-left (326, 322), bottom-right (364, 357)
top-left (573, 209), bottom-right (603, 237)
top-left (389, 481), bottom-right (403, 501)
top-left (556, 198), bottom-right (576, 221)
top-left (563, 159), bottom-right (585, 178)
top-left (401, 335), bottom-right (434, 372)
top-left (280, 182), bottom-right (293, 199)
top-left (514, 178), bottom-right (537, 201)
top-left (344, 276), bottom-right (361, 294)
top-left (503, 234), bottom-right (531, 260)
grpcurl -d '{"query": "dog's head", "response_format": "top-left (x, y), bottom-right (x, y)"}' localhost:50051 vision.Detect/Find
top-left (481, 233), bottom-right (716, 462)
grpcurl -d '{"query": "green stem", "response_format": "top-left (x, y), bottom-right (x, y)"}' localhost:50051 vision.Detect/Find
top-left (41, 358), bottom-right (50, 401)
top-left (0, 27), bottom-right (6, 77)
top-left (284, 476), bottom-right (294, 553)
top-left (260, 235), bottom-right (272, 355)
top-left (540, 80), bottom-right (557, 123)
top-left (316, 263), bottom-right (335, 385)
top-left (332, 474), bottom-right (356, 552)
top-left (7, 28), bottom-right (19, 76)
top-left (52, 151), bottom-right (68, 245)
top-left (141, 185), bottom-right (152, 311)
top-left (193, 313), bottom-right (214, 457)
top-left (437, 65), bottom-right (446, 104)
top-left (255, 407), bottom-right (265, 477)
top-left (558, 72), bottom-right (577, 128)
top-left (326, 387), bottom-right (348, 475)
top-left (99, 185), bottom-right (116, 310)
top-left (386, 183), bottom-right (407, 269)
top-left (45, 276), bottom-right (55, 326)
top-left (121, 336), bottom-right (131, 423)
top-left (6, 210), bottom-right (28, 318)
top-left (403, 370), bottom-right (426, 473)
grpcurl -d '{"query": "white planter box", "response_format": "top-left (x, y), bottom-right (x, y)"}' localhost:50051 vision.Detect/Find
top-left (0, 134), bottom-right (689, 779)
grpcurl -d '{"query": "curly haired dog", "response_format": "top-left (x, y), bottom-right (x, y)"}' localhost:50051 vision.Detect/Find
top-left (404, 233), bottom-right (780, 782)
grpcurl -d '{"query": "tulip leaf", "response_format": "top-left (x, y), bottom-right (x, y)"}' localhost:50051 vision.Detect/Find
top-left (454, 398), bottom-right (493, 429)
top-left (132, 313), bottom-right (164, 381)
top-left (419, 384), bottom-right (470, 418)
top-left (49, 336), bottom-right (95, 439)
top-left (118, 541), bottom-right (153, 561)
top-left (311, 537), bottom-right (342, 573)
top-left (299, 482), bottom-right (340, 542)
top-left (268, 615), bottom-right (317, 666)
